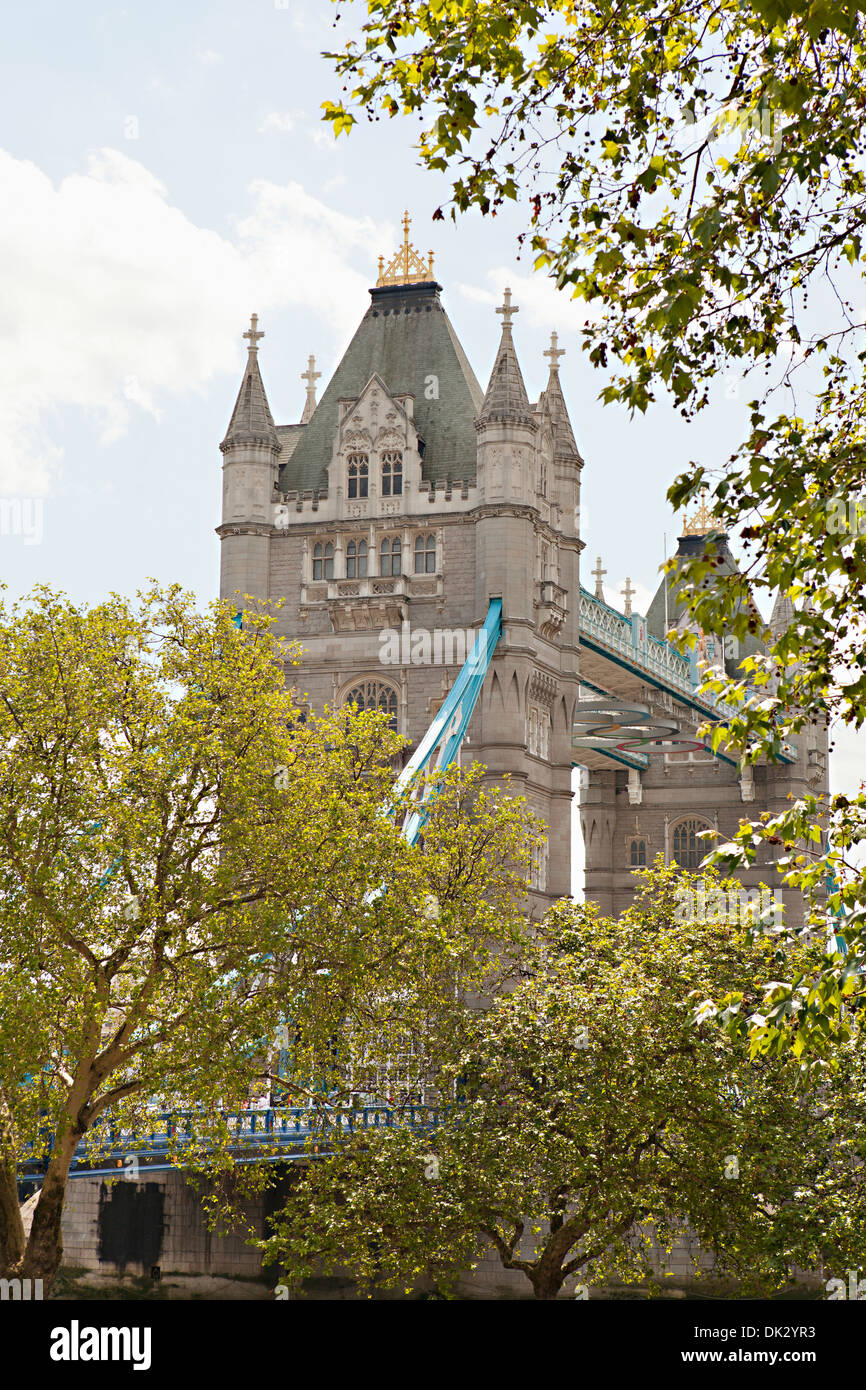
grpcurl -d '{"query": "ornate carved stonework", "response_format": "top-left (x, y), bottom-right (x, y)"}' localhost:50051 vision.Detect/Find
top-left (529, 671), bottom-right (557, 707)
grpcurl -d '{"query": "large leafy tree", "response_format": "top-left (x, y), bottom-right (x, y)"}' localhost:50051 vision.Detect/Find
top-left (0, 585), bottom-right (535, 1287)
top-left (320, 0), bottom-right (866, 1056)
top-left (260, 864), bottom-right (866, 1299)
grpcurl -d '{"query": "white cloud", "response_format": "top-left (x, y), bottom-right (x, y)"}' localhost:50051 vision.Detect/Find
top-left (196, 48), bottom-right (222, 65)
top-left (259, 111), bottom-right (301, 134)
top-left (235, 182), bottom-right (388, 345)
top-left (456, 267), bottom-right (599, 336)
top-left (258, 109), bottom-right (339, 154)
top-left (0, 147), bottom-right (389, 493)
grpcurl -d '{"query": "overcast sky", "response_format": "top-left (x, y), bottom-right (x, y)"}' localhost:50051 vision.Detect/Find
top-left (1, 0), bottom-right (862, 839)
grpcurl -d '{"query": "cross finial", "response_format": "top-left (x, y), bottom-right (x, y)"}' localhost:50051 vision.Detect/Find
top-left (300, 354), bottom-right (321, 424)
top-left (622, 576), bottom-right (636, 618)
top-left (591, 556), bottom-right (606, 601)
top-left (496, 287), bottom-right (519, 330)
top-left (544, 330), bottom-right (565, 370)
top-left (243, 313), bottom-right (264, 352)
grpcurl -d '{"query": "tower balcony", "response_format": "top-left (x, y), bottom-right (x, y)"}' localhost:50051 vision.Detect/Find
top-left (536, 579), bottom-right (568, 638)
top-left (320, 575), bottom-right (409, 632)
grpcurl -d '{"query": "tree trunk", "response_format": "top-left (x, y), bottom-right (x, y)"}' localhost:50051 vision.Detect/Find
top-left (0, 1162), bottom-right (25, 1275)
top-left (531, 1266), bottom-right (564, 1300)
top-left (20, 1128), bottom-right (80, 1289)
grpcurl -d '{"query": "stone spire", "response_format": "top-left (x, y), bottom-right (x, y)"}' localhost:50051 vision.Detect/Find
top-left (769, 589), bottom-right (795, 640)
top-left (478, 288), bottom-right (533, 426)
top-left (221, 313), bottom-right (279, 451)
top-left (300, 354), bottom-right (321, 424)
top-left (541, 330), bottom-right (580, 459)
top-left (621, 577), bottom-right (636, 618)
top-left (591, 556), bottom-right (606, 601)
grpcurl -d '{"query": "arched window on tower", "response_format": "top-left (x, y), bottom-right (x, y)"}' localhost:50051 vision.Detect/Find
top-left (381, 451), bottom-right (403, 497)
top-left (380, 536), bottom-right (402, 577)
top-left (344, 679), bottom-right (399, 732)
top-left (414, 534), bottom-right (436, 574)
top-left (346, 539), bottom-right (368, 579)
top-left (630, 839), bottom-right (647, 867)
top-left (347, 454), bottom-right (369, 499)
top-left (312, 541), bottom-right (334, 581)
top-left (671, 817), bottom-right (711, 870)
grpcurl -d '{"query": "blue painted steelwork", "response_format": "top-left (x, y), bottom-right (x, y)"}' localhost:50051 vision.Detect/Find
top-left (17, 1106), bottom-right (443, 1185)
top-left (391, 598), bottom-right (503, 846)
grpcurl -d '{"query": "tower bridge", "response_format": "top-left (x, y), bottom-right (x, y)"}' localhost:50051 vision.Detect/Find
top-left (12, 222), bottom-right (829, 1285)
top-left (219, 214), bottom-right (827, 920)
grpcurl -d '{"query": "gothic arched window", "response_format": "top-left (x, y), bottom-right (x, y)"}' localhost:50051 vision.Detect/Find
top-left (345, 679), bottom-right (399, 732)
top-left (312, 541), bottom-right (334, 581)
top-left (347, 454), bottom-right (369, 500)
top-left (380, 536), bottom-right (402, 577)
top-left (414, 534), bottom-right (436, 574)
top-left (346, 539), bottom-right (368, 579)
top-left (630, 839), bottom-right (647, 867)
top-left (381, 451), bottom-right (403, 497)
top-left (671, 818), bottom-right (711, 869)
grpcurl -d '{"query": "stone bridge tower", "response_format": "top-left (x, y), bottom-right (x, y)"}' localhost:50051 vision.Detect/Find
top-left (217, 217), bottom-right (584, 907)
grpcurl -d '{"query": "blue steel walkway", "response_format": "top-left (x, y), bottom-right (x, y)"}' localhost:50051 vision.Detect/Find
top-left (18, 1106), bottom-right (443, 1187)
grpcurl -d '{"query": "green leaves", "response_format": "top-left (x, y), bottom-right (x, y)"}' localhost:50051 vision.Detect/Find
top-left (259, 865), bottom-right (866, 1297)
top-left (0, 585), bottom-right (536, 1285)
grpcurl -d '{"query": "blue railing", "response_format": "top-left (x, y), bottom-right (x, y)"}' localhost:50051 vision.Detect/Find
top-left (17, 1106), bottom-right (443, 1185)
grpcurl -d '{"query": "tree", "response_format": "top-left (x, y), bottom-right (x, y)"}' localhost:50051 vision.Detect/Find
top-left (0, 584), bottom-right (536, 1288)
top-left (320, 0), bottom-right (866, 1056)
top-left (260, 862), bottom-right (866, 1299)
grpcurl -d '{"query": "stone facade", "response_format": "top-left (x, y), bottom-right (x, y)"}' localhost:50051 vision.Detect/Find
top-left (217, 263), bottom-right (828, 914)
top-left (218, 277), bottom-right (582, 907)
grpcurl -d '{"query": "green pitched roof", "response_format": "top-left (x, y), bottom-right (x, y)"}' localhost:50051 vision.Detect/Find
top-left (646, 532), bottom-right (764, 674)
top-left (278, 281), bottom-right (483, 494)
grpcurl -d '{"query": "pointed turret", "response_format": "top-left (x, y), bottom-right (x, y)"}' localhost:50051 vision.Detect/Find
top-left (218, 314), bottom-right (280, 604)
top-left (474, 288), bottom-right (540, 624)
top-left (478, 288), bottom-right (533, 426)
top-left (220, 314), bottom-right (279, 451)
top-left (300, 354), bottom-right (321, 425)
top-left (540, 331), bottom-right (581, 461)
top-left (769, 589), bottom-right (795, 641)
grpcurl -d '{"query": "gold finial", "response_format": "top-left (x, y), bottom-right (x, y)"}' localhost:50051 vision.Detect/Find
top-left (376, 211), bottom-right (436, 286)
top-left (682, 487), bottom-right (717, 536)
